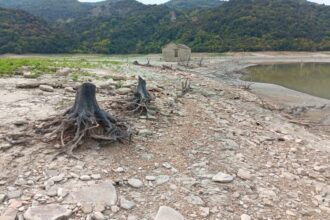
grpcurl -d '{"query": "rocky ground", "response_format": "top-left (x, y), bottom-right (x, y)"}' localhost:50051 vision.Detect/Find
top-left (0, 53), bottom-right (329, 220)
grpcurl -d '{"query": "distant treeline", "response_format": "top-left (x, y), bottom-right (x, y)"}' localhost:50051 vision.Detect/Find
top-left (0, 0), bottom-right (330, 54)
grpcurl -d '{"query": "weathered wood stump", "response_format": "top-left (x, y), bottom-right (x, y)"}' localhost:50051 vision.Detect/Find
top-left (38, 82), bottom-right (130, 159)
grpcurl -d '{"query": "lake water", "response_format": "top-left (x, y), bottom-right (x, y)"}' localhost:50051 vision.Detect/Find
top-left (244, 63), bottom-right (330, 99)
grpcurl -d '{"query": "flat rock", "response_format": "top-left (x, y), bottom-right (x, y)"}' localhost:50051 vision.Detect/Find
top-left (128, 178), bottom-right (143, 188)
top-left (92, 212), bottom-right (105, 220)
top-left (116, 88), bottom-right (131, 95)
top-left (155, 206), bottom-right (184, 220)
top-left (241, 214), bottom-right (251, 220)
top-left (186, 195), bottom-right (205, 205)
top-left (212, 172), bottom-right (234, 183)
top-left (7, 190), bottom-right (22, 199)
top-left (80, 175), bottom-right (91, 181)
top-left (39, 85), bottom-right (54, 92)
top-left (24, 204), bottom-right (71, 220)
top-left (65, 182), bottom-right (117, 206)
top-left (120, 198), bottom-right (136, 210)
top-left (155, 175), bottom-right (170, 185)
top-left (237, 169), bottom-right (252, 180)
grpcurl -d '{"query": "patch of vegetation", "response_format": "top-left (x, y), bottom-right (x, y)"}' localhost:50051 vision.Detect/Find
top-left (0, 57), bottom-right (123, 76)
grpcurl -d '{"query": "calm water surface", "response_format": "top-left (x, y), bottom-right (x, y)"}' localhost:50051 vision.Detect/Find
top-left (244, 63), bottom-right (330, 99)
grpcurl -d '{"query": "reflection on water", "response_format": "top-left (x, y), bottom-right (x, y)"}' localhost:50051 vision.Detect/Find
top-left (244, 63), bottom-right (330, 99)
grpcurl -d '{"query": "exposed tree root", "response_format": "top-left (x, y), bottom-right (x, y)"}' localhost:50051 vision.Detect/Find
top-left (115, 76), bottom-right (155, 116)
top-left (36, 82), bottom-right (130, 160)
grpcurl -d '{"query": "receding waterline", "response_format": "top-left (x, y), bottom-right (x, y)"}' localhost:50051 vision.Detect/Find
top-left (243, 63), bottom-right (330, 100)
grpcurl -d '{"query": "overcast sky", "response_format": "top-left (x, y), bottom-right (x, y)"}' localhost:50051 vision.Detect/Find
top-left (79, 0), bottom-right (330, 5)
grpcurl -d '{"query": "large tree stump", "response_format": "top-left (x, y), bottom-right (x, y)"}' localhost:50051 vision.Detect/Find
top-left (39, 82), bottom-right (130, 159)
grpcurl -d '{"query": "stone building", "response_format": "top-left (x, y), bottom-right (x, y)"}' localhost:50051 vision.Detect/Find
top-left (162, 43), bottom-right (191, 62)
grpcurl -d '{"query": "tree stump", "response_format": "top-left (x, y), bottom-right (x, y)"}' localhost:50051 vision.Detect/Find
top-left (39, 82), bottom-right (130, 159)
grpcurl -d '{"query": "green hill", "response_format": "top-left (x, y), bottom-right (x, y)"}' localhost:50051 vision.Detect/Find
top-left (0, 7), bottom-right (71, 53)
top-left (0, 0), bottom-right (330, 54)
top-left (0, 0), bottom-right (92, 22)
top-left (166, 0), bottom-right (225, 10)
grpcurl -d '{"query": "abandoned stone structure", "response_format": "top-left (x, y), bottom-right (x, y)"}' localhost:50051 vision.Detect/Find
top-left (162, 43), bottom-right (191, 62)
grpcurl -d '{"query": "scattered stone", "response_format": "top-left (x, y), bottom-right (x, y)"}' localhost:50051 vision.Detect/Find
top-left (128, 178), bottom-right (143, 188)
top-left (114, 167), bottom-right (125, 173)
top-left (7, 190), bottom-right (22, 199)
top-left (146, 176), bottom-right (156, 181)
top-left (111, 206), bottom-right (120, 213)
top-left (23, 71), bottom-right (33, 78)
top-left (200, 207), bottom-right (210, 217)
top-left (155, 206), bottom-right (184, 220)
top-left (127, 215), bottom-right (138, 220)
top-left (39, 85), bottom-right (54, 92)
top-left (0, 194), bottom-right (6, 203)
top-left (91, 174), bottom-right (101, 180)
top-left (116, 88), bottom-right (131, 95)
top-left (82, 203), bottom-right (93, 214)
top-left (14, 178), bottom-right (27, 186)
top-left (155, 175), bottom-right (170, 185)
top-left (24, 204), bottom-right (71, 220)
top-left (80, 175), bottom-right (91, 181)
top-left (212, 172), bottom-right (234, 183)
top-left (57, 188), bottom-right (69, 198)
top-left (50, 174), bottom-right (65, 183)
top-left (64, 87), bottom-right (75, 93)
top-left (241, 214), bottom-right (251, 220)
top-left (92, 212), bottom-right (105, 220)
top-left (186, 195), bottom-right (205, 205)
top-left (237, 169), bottom-right (252, 180)
top-left (139, 129), bottom-right (153, 137)
top-left (120, 198), bottom-right (136, 210)
top-left (47, 187), bottom-right (58, 197)
top-left (223, 139), bottom-right (239, 150)
top-left (162, 162), bottom-right (172, 169)
top-left (65, 183), bottom-right (117, 206)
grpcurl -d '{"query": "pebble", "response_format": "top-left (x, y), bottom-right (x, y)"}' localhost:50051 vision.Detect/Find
top-left (91, 174), bottom-right (101, 180)
top-left (80, 175), bottom-right (91, 181)
top-left (116, 88), bottom-right (131, 95)
top-left (114, 167), bottom-right (125, 173)
top-left (120, 198), bottom-right (136, 210)
top-left (39, 85), bottom-right (54, 92)
top-left (162, 162), bottom-right (172, 169)
top-left (200, 207), bottom-right (210, 217)
top-left (139, 129), bottom-right (153, 137)
top-left (212, 172), bottom-right (235, 183)
top-left (155, 206), bottom-right (184, 220)
top-left (82, 203), bottom-right (93, 214)
top-left (64, 87), bottom-right (75, 93)
top-left (155, 175), bottom-right (170, 185)
top-left (146, 176), bottom-right (156, 181)
top-left (50, 174), bottom-right (65, 183)
top-left (127, 215), bottom-right (138, 220)
top-left (57, 188), bottom-right (69, 198)
top-left (186, 195), bottom-right (205, 205)
top-left (237, 169), bottom-right (252, 180)
top-left (128, 178), bottom-right (143, 188)
top-left (241, 214), bottom-right (251, 220)
top-left (111, 205), bottom-right (120, 213)
top-left (7, 190), bottom-right (22, 199)
top-left (0, 194), bottom-right (6, 203)
top-left (93, 211), bottom-right (106, 220)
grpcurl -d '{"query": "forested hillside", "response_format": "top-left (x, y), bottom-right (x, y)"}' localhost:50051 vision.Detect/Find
top-left (0, 0), bottom-right (92, 22)
top-left (165, 0), bottom-right (224, 10)
top-left (0, 7), bottom-right (71, 53)
top-left (0, 0), bottom-right (329, 54)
